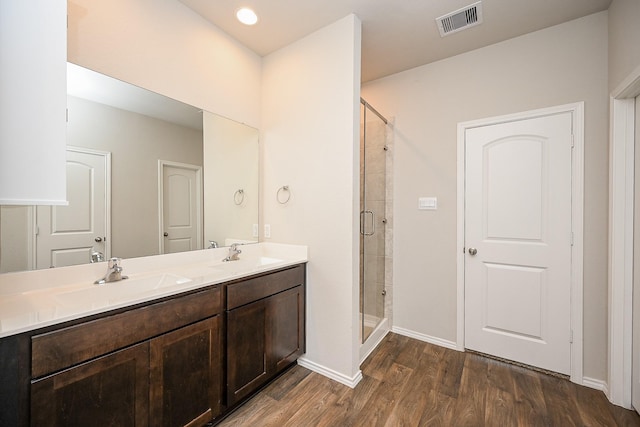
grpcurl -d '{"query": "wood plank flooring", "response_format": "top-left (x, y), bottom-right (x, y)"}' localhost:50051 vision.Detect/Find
top-left (216, 333), bottom-right (640, 426)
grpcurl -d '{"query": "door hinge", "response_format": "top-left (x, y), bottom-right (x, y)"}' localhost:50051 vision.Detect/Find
top-left (66, 108), bottom-right (69, 123)
top-left (463, 247), bottom-right (466, 254)
top-left (570, 232), bottom-right (574, 246)
top-left (35, 226), bottom-right (39, 236)
top-left (570, 329), bottom-right (574, 343)
top-left (571, 133), bottom-right (575, 148)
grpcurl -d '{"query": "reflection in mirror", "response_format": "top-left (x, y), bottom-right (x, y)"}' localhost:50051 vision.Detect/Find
top-left (204, 112), bottom-right (259, 248)
top-left (0, 63), bottom-right (259, 274)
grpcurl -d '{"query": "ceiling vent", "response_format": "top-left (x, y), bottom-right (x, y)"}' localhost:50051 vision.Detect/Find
top-left (436, 1), bottom-right (483, 37)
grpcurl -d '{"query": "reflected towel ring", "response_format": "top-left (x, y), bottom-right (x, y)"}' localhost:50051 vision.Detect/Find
top-left (234, 189), bottom-right (245, 205)
top-left (277, 185), bottom-right (291, 204)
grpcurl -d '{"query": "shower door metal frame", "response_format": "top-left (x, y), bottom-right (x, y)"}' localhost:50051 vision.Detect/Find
top-left (360, 98), bottom-right (387, 344)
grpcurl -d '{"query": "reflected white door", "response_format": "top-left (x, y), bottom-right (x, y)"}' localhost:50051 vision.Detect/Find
top-left (160, 162), bottom-right (202, 254)
top-left (464, 112), bottom-right (572, 375)
top-left (36, 148), bottom-right (110, 268)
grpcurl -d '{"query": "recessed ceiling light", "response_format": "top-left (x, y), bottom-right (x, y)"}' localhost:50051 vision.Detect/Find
top-left (236, 8), bottom-right (258, 26)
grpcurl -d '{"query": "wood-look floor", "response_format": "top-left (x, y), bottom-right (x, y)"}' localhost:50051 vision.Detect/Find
top-left (216, 333), bottom-right (640, 426)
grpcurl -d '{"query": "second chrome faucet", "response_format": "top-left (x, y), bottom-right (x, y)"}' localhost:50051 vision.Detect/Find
top-left (222, 243), bottom-right (242, 262)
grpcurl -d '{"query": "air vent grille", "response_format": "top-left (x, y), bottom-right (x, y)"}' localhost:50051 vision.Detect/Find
top-left (436, 1), bottom-right (483, 37)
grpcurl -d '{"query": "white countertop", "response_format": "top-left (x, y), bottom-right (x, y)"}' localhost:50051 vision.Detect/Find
top-left (0, 243), bottom-right (308, 338)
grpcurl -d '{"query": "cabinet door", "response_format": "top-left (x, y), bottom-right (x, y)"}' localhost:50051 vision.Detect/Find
top-left (268, 285), bottom-right (305, 373)
top-left (226, 299), bottom-right (268, 405)
top-left (31, 342), bottom-right (149, 427)
top-left (150, 317), bottom-right (221, 427)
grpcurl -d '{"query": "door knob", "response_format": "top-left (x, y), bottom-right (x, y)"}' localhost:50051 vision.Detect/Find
top-left (163, 232), bottom-right (169, 237)
top-left (468, 247), bottom-right (478, 256)
top-left (94, 237), bottom-right (103, 242)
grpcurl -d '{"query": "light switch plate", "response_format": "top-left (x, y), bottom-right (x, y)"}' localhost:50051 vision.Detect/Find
top-left (418, 197), bottom-right (437, 210)
top-left (264, 224), bottom-right (271, 238)
top-left (252, 223), bottom-right (259, 238)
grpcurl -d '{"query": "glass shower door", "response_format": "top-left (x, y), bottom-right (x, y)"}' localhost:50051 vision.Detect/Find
top-left (360, 100), bottom-right (386, 343)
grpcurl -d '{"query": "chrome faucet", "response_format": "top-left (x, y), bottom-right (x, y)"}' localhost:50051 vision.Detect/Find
top-left (222, 243), bottom-right (242, 262)
top-left (94, 257), bottom-right (129, 285)
top-left (90, 249), bottom-right (105, 263)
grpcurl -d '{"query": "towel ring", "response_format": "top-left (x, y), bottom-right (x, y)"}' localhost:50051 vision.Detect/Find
top-left (234, 189), bottom-right (244, 205)
top-left (277, 185), bottom-right (291, 204)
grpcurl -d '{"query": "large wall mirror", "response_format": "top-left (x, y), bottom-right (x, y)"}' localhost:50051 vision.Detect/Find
top-left (0, 63), bottom-right (259, 273)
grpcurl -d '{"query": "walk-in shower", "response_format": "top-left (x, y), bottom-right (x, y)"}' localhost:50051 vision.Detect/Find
top-left (359, 98), bottom-right (391, 355)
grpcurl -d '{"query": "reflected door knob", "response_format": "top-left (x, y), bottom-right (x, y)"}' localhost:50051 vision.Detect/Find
top-left (468, 247), bottom-right (478, 256)
top-left (94, 237), bottom-right (103, 242)
top-left (163, 232), bottom-right (169, 237)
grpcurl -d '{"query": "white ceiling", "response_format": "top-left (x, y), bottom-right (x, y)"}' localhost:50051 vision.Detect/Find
top-left (178, 0), bottom-right (611, 82)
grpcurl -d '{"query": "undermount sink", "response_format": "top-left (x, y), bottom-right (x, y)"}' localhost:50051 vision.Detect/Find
top-left (212, 256), bottom-right (283, 273)
top-left (54, 274), bottom-right (193, 307)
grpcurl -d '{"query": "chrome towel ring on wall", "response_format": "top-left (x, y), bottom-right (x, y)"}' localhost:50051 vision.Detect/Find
top-left (277, 185), bottom-right (291, 204)
top-left (234, 189), bottom-right (245, 205)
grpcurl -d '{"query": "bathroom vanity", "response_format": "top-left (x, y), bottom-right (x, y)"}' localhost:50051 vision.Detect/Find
top-left (0, 243), bottom-right (307, 426)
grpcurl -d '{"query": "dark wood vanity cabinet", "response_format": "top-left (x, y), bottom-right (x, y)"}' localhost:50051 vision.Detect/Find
top-left (31, 317), bottom-right (222, 427)
top-left (226, 265), bottom-right (306, 406)
top-left (28, 287), bottom-right (223, 427)
top-left (0, 263), bottom-right (306, 426)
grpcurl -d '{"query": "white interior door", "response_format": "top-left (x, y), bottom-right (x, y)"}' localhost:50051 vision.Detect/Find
top-left (632, 95), bottom-right (640, 414)
top-left (464, 112), bottom-right (573, 375)
top-left (160, 162), bottom-right (202, 254)
top-left (36, 148), bottom-right (110, 268)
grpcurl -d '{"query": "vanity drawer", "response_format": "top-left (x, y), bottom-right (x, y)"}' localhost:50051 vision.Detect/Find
top-left (226, 265), bottom-right (305, 310)
top-left (31, 286), bottom-right (221, 378)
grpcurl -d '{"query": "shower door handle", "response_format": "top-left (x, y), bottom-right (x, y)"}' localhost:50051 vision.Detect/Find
top-left (360, 210), bottom-right (375, 236)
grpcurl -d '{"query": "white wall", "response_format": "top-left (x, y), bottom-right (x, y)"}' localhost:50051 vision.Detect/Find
top-left (261, 15), bottom-right (363, 383)
top-left (68, 0), bottom-right (262, 128)
top-left (363, 12), bottom-right (609, 381)
top-left (608, 0), bottom-right (640, 92)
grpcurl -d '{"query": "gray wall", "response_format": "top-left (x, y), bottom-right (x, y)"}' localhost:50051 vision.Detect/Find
top-left (68, 96), bottom-right (203, 259)
top-left (363, 12), bottom-right (609, 380)
top-left (608, 0), bottom-right (640, 92)
top-left (0, 206), bottom-right (31, 273)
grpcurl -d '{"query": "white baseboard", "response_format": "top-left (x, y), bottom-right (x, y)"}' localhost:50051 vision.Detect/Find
top-left (297, 357), bottom-right (363, 389)
top-left (581, 376), bottom-right (608, 394)
top-left (391, 326), bottom-right (459, 351)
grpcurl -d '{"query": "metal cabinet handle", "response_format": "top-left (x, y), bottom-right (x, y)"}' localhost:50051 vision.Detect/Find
top-left (468, 247), bottom-right (478, 256)
top-left (163, 232), bottom-right (169, 237)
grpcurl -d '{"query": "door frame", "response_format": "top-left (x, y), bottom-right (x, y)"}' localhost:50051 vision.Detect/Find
top-left (609, 65), bottom-right (640, 408)
top-left (456, 102), bottom-right (585, 384)
top-left (157, 160), bottom-right (203, 254)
